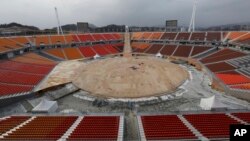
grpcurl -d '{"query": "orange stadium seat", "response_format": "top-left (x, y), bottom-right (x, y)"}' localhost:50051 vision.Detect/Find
top-left (216, 71), bottom-right (250, 85)
top-left (11, 53), bottom-right (56, 65)
top-left (132, 32), bottom-right (143, 40)
top-left (140, 32), bottom-right (152, 40)
top-left (32, 35), bottom-right (51, 46)
top-left (149, 32), bottom-right (163, 40)
top-left (9, 37), bottom-right (30, 46)
top-left (62, 48), bottom-right (83, 60)
top-left (64, 35), bottom-right (76, 44)
top-left (45, 48), bottom-right (66, 59)
top-left (78, 46), bottom-right (96, 58)
top-left (92, 34), bottom-right (106, 41)
top-left (0, 38), bottom-right (23, 50)
top-left (231, 83), bottom-right (250, 90)
top-left (227, 32), bottom-right (248, 40)
top-left (50, 35), bottom-right (66, 44)
top-left (102, 33), bottom-right (116, 40)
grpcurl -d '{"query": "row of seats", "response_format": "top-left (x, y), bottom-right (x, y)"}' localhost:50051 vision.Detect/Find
top-left (0, 116), bottom-right (120, 141)
top-left (0, 33), bottom-right (123, 54)
top-left (200, 48), bottom-right (247, 64)
top-left (206, 62), bottom-right (237, 72)
top-left (141, 115), bottom-right (196, 140)
top-left (132, 32), bottom-right (222, 41)
top-left (216, 70), bottom-right (250, 85)
top-left (132, 43), bottom-right (212, 57)
top-left (231, 83), bottom-right (250, 90)
top-left (3, 116), bottom-right (77, 140)
top-left (69, 116), bottom-right (119, 140)
top-left (140, 113), bottom-right (249, 140)
top-left (0, 53), bottom-right (56, 97)
top-left (44, 44), bottom-right (123, 60)
top-left (0, 116), bottom-right (31, 134)
top-left (184, 113), bottom-right (239, 139)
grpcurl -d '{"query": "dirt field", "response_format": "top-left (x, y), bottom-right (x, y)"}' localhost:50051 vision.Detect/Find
top-left (73, 56), bottom-right (189, 98)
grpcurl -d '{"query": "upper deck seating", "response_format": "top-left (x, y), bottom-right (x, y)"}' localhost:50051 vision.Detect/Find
top-left (149, 32), bottom-right (163, 40)
top-left (206, 32), bottom-right (221, 42)
top-left (50, 35), bottom-right (66, 44)
top-left (77, 34), bottom-right (95, 42)
top-left (176, 32), bottom-right (191, 41)
top-left (190, 32), bottom-right (206, 41)
top-left (160, 32), bottom-right (177, 40)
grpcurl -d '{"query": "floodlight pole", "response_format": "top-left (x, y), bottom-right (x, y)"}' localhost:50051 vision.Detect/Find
top-left (55, 7), bottom-right (64, 35)
top-left (188, 0), bottom-right (197, 32)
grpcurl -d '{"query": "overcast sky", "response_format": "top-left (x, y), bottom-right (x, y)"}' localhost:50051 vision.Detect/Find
top-left (0, 0), bottom-right (250, 29)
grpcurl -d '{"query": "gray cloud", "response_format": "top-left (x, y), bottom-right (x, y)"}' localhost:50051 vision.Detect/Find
top-left (0, 0), bottom-right (249, 29)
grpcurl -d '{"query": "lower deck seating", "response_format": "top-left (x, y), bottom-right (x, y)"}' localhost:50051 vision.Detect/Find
top-left (231, 83), bottom-right (250, 90)
top-left (191, 46), bottom-right (212, 56)
top-left (0, 116), bottom-right (30, 134)
top-left (0, 53), bottom-right (56, 97)
top-left (141, 115), bottom-right (196, 140)
top-left (132, 43), bottom-right (151, 53)
top-left (78, 46), bottom-right (96, 58)
top-left (232, 113), bottom-right (250, 123)
top-left (173, 45), bottom-right (193, 57)
top-left (206, 62), bottom-right (237, 72)
top-left (216, 71), bottom-right (250, 85)
top-left (62, 48), bottom-right (83, 60)
top-left (184, 113), bottom-right (239, 139)
top-left (3, 116), bottom-right (77, 140)
top-left (103, 45), bottom-right (119, 54)
top-left (0, 83), bottom-right (33, 96)
top-left (92, 45), bottom-right (110, 56)
top-left (160, 45), bottom-right (177, 56)
top-left (12, 53), bottom-right (56, 66)
top-left (200, 48), bottom-right (247, 64)
top-left (112, 43), bottom-right (124, 52)
top-left (0, 69), bottom-right (44, 85)
top-left (145, 44), bottom-right (163, 54)
top-left (68, 116), bottom-right (119, 140)
top-left (44, 48), bottom-right (66, 59)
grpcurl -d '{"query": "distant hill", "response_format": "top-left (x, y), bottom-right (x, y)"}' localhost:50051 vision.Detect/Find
top-left (0, 22), bottom-right (39, 33)
top-left (52, 23), bottom-right (98, 32)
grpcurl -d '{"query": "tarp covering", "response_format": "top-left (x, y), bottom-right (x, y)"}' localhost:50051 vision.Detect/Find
top-left (32, 99), bottom-right (58, 113)
top-left (200, 95), bottom-right (226, 110)
top-left (155, 53), bottom-right (163, 58)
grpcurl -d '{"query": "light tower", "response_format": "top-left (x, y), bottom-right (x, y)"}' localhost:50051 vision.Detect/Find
top-left (188, 0), bottom-right (198, 32)
top-left (54, 7), bottom-right (64, 35)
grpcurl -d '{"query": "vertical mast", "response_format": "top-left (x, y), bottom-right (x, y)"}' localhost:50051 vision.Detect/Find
top-left (188, 0), bottom-right (197, 32)
top-left (55, 7), bottom-right (64, 35)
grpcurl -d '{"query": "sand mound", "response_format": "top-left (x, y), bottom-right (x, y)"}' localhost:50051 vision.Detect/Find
top-left (73, 57), bottom-right (188, 98)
